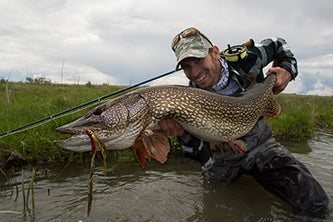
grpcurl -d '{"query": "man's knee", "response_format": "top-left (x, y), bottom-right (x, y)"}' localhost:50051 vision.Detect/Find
top-left (251, 147), bottom-right (329, 215)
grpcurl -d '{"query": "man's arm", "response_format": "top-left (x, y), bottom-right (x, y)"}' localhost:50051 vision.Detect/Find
top-left (258, 37), bottom-right (298, 94)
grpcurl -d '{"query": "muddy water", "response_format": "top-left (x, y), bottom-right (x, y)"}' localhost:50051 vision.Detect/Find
top-left (1, 132), bottom-right (332, 221)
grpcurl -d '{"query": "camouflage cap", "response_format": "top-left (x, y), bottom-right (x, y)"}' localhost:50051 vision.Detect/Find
top-left (173, 33), bottom-right (213, 70)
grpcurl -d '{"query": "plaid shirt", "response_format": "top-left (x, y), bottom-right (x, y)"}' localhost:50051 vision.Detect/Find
top-left (178, 37), bottom-right (298, 165)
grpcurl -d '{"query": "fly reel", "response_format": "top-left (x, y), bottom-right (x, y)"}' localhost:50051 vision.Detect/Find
top-left (221, 44), bottom-right (248, 62)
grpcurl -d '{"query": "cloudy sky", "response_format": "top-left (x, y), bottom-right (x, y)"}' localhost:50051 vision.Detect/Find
top-left (1, 0), bottom-right (332, 95)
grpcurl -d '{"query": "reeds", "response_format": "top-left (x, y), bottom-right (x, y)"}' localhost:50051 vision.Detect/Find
top-left (0, 167), bottom-right (36, 216)
top-left (23, 167), bottom-right (36, 214)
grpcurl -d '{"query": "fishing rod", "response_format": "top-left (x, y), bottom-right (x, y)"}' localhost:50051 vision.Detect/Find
top-left (0, 69), bottom-right (179, 137)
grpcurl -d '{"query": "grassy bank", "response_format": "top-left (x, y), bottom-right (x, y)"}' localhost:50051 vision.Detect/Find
top-left (1, 81), bottom-right (332, 169)
top-left (0, 81), bottom-right (132, 169)
top-left (266, 93), bottom-right (333, 140)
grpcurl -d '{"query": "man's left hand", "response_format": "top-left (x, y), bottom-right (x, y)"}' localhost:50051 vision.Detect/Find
top-left (266, 66), bottom-right (292, 95)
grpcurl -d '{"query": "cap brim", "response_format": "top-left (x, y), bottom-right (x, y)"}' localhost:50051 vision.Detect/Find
top-left (175, 48), bottom-right (209, 70)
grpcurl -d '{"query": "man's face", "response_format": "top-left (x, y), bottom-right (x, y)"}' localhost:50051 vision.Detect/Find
top-left (180, 46), bottom-right (222, 89)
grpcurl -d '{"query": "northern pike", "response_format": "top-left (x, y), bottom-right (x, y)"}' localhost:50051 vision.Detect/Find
top-left (54, 74), bottom-right (280, 168)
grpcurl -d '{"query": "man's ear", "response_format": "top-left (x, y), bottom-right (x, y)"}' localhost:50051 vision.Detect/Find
top-left (211, 45), bottom-right (220, 59)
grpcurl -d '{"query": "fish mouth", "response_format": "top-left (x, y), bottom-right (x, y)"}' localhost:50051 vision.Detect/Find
top-left (53, 122), bottom-right (100, 152)
top-left (54, 115), bottom-right (103, 137)
top-left (53, 113), bottom-right (106, 152)
top-left (55, 127), bottom-right (82, 135)
top-left (53, 132), bottom-right (92, 152)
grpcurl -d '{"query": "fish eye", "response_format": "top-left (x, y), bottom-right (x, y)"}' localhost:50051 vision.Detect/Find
top-left (93, 108), bottom-right (103, 115)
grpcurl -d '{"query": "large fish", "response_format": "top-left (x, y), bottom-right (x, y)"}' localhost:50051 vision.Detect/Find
top-left (54, 74), bottom-right (280, 168)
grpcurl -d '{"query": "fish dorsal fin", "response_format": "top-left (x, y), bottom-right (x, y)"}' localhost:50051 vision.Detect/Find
top-left (262, 92), bottom-right (281, 118)
top-left (134, 132), bottom-right (170, 169)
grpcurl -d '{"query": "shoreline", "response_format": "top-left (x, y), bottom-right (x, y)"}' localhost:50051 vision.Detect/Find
top-left (1, 82), bottom-right (332, 170)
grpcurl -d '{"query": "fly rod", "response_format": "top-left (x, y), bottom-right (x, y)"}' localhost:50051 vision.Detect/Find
top-left (0, 69), bottom-right (179, 137)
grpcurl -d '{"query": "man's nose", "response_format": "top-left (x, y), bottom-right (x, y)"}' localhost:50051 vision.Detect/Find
top-left (189, 65), bottom-right (200, 78)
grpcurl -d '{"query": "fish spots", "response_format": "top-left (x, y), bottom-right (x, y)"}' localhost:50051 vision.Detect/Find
top-left (137, 81), bottom-right (277, 141)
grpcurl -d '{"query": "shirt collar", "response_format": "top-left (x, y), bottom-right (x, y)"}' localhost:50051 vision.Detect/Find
top-left (206, 58), bottom-right (229, 93)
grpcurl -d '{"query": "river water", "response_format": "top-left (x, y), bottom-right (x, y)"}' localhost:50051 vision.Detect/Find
top-left (1, 132), bottom-right (332, 221)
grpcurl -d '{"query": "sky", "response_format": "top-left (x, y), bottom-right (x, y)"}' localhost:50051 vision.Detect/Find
top-left (0, 0), bottom-right (332, 95)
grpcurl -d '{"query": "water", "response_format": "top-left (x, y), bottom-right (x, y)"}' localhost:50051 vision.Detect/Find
top-left (1, 132), bottom-right (332, 221)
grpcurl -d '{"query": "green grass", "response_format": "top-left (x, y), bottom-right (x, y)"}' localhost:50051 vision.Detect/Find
top-left (266, 94), bottom-right (333, 141)
top-left (0, 81), bottom-right (332, 169)
top-left (0, 81), bottom-right (130, 169)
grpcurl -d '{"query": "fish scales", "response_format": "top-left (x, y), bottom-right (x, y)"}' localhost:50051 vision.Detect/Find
top-left (54, 74), bottom-right (278, 153)
top-left (139, 74), bottom-right (274, 141)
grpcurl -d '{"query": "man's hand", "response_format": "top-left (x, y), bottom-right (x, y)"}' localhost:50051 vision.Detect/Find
top-left (158, 117), bottom-right (184, 136)
top-left (266, 66), bottom-right (292, 95)
top-left (157, 117), bottom-right (192, 140)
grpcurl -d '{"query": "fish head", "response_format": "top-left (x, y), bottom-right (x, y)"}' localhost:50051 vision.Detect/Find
top-left (54, 93), bottom-right (150, 152)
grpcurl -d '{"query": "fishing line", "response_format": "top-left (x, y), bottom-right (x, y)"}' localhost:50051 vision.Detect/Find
top-left (0, 69), bottom-right (179, 138)
top-left (0, 102), bottom-right (99, 138)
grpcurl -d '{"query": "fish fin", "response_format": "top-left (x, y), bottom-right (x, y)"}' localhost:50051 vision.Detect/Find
top-left (134, 139), bottom-right (151, 169)
top-left (262, 92), bottom-right (281, 118)
top-left (209, 142), bottom-right (225, 155)
top-left (141, 132), bottom-right (170, 164)
top-left (228, 139), bottom-right (247, 153)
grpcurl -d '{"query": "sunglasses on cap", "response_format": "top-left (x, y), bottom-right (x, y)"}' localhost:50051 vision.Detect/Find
top-left (171, 27), bottom-right (213, 52)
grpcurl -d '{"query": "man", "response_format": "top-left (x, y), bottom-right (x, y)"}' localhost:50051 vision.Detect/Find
top-left (158, 27), bottom-right (329, 215)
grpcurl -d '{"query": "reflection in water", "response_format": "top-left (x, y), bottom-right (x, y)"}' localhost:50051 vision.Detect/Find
top-left (0, 132), bottom-right (332, 221)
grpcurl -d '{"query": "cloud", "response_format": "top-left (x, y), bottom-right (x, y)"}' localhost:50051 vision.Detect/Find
top-left (151, 71), bottom-right (189, 86)
top-left (307, 81), bottom-right (333, 96)
top-left (0, 0), bottom-right (332, 95)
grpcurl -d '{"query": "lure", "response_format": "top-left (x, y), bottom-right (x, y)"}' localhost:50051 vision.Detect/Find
top-left (85, 129), bottom-right (108, 217)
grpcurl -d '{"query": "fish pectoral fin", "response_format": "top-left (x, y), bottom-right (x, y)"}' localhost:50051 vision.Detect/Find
top-left (262, 92), bottom-right (281, 118)
top-left (134, 132), bottom-right (170, 169)
top-left (209, 142), bottom-right (225, 155)
top-left (228, 139), bottom-right (248, 153)
top-left (134, 139), bottom-right (151, 169)
top-left (141, 132), bottom-right (170, 165)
